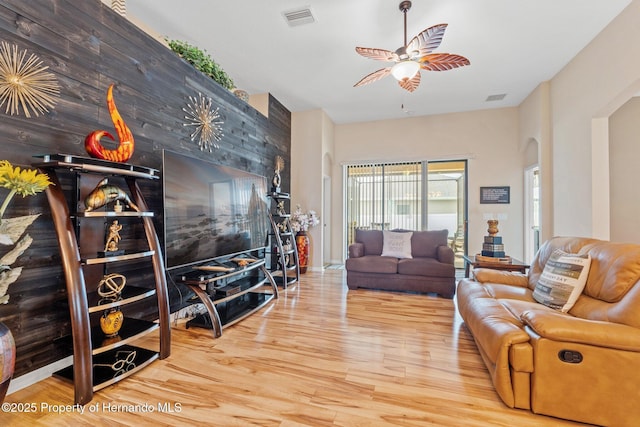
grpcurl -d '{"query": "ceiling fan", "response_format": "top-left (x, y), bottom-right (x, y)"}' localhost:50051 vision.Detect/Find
top-left (354, 1), bottom-right (470, 92)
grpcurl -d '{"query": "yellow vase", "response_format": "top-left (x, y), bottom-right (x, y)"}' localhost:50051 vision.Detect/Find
top-left (100, 308), bottom-right (124, 337)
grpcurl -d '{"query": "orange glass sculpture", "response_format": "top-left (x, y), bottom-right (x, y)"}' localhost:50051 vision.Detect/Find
top-left (84, 84), bottom-right (134, 162)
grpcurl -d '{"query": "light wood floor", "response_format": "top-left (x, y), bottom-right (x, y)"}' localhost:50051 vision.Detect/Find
top-left (4, 270), bottom-right (586, 426)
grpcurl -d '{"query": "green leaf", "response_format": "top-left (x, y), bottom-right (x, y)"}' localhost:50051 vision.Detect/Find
top-left (166, 39), bottom-right (235, 90)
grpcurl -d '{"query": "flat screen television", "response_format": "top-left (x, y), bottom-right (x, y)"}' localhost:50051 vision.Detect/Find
top-left (162, 150), bottom-right (269, 270)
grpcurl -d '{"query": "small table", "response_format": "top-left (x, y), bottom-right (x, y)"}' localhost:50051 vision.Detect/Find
top-left (462, 254), bottom-right (530, 278)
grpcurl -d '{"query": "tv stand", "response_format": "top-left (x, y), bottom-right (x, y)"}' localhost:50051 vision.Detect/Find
top-left (179, 256), bottom-right (278, 338)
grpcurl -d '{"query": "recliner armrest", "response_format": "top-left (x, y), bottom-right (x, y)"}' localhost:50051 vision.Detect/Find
top-left (348, 242), bottom-right (364, 258)
top-left (522, 308), bottom-right (640, 352)
top-left (473, 268), bottom-right (529, 287)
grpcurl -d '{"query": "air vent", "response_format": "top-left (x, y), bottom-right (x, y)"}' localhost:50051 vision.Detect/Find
top-left (282, 6), bottom-right (315, 27)
top-left (486, 94), bottom-right (507, 102)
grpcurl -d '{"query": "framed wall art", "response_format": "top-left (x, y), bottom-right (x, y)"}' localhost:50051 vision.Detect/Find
top-left (480, 186), bottom-right (510, 204)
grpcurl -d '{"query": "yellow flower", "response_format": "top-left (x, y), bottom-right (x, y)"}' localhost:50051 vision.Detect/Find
top-left (0, 160), bottom-right (52, 197)
top-left (0, 160), bottom-right (52, 222)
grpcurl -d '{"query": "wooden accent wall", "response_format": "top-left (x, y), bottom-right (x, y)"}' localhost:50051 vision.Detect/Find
top-left (0, 0), bottom-right (291, 377)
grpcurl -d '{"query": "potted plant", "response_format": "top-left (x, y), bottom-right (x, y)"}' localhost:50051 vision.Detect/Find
top-left (0, 160), bottom-right (52, 402)
top-left (166, 39), bottom-right (235, 91)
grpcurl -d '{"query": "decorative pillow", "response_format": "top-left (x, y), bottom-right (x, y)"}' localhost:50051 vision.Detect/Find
top-left (533, 249), bottom-right (591, 312)
top-left (381, 231), bottom-right (413, 259)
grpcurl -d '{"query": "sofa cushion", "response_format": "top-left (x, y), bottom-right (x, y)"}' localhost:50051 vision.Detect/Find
top-left (397, 257), bottom-right (454, 278)
top-left (483, 283), bottom-right (535, 302)
top-left (527, 236), bottom-right (599, 290)
top-left (381, 230), bottom-right (413, 258)
top-left (582, 242), bottom-right (640, 303)
top-left (355, 229), bottom-right (384, 256)
top-left (533, 249), bottom-right (591, 312)
top-left (344, 255), bottom-right (398, 274)
top-left (410, 229), bottom-right (448, 258)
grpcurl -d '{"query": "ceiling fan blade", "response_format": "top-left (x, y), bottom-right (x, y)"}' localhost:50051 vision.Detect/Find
top-left (398, 71), bottom-right (421, 92)
top-left (354, 68), bottom-right (392, 87)
top-left (406, 24), bottom-right (448, 58)
top-left (419, 53), bottom-right (470, 71)
top-left (355, 47), bottom-right (399, 62)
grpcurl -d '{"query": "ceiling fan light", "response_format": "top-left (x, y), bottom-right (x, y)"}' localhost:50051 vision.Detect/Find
top-left (391, 60), bottom-right (420, 81)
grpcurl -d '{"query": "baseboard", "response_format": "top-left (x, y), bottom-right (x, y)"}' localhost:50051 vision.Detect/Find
top-left (7, 355), bottom-right (73, 395)
top-left (306, 266), bottom-right (329, 272)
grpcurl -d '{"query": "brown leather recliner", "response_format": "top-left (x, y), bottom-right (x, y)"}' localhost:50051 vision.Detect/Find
top-left (457, 236), bottom-right (640, 426)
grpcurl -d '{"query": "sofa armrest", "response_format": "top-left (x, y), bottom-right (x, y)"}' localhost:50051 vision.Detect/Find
top-left (436, 245), bottom-right (455, 264)
top-left (348, 242), bottom-right (364, 258)
top-left (522, 308), bottom-right (640, 352)
top-left (473, 268), bottom-right (529, 287)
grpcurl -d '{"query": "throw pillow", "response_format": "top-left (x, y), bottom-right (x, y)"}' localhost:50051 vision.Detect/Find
top-left (381, 231), bottom-right (413, 259)
top-left (533, 249), bottom-right (591, 312)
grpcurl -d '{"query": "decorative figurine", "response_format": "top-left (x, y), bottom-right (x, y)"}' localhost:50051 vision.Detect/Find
top-left (99, 306), bottom-right (124, 337)
top-left (276, 200), bottom-right (286, 216)
top-left (98, 220), bottom-right (125, 257)
top-left (84, 84), bottom-right (135, 162)
top-left (97, 273), bottom-right (127, 338)
top-left (93, 350), bottom-right (137, 375)
top-left (272, 155), bottom-right (284, 193)
top-left (97, 273), bottom-right (127, 298)
top-left (487, 219), bottom-right (499, 236)
top-left (84, 178), bottom-right (140, 212)
top-left (104, 220), bottom-right (123, 254)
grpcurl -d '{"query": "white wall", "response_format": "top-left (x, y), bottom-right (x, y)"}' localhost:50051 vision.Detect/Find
top-left (291, 109), bottom-right (334, 270)
top-left (333, 108), bottom-right (524, 261)
top-left (609, 97), bottom-right (640, 243)
top-left (518, 83), bottom-right (553, 243)
top-left (546, 0), bottom-right (640, 238)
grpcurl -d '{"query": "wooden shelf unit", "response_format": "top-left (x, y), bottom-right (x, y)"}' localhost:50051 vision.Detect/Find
top-left (35, 154), bottom-right (170, 405)
top-left (266, 193), bottom-right (300, 288)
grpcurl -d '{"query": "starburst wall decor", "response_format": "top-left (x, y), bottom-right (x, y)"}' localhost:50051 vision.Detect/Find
top-left (0, 41), bottom-right (60, 118)
top-left (182, 92), bottom-right (224, 152)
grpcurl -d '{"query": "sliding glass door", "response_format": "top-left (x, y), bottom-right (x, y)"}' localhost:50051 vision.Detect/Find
top-left (345, 160), bottom-right (467, 266)
top-left (427, 161), bottom-right (467, 267)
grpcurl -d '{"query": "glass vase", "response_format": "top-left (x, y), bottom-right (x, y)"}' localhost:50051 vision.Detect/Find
top-left (296, 231), bottom-right (309, 274)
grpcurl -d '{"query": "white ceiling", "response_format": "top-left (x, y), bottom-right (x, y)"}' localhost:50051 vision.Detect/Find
top-left (125, 0), bottom-right (631, 125)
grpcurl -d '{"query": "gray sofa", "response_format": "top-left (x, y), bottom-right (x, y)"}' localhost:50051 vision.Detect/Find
top-left (345, 229), bottom-right (456, 298)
